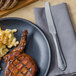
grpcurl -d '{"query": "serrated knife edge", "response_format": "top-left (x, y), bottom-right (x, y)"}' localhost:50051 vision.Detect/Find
top-left (45, 2), bottom-right (56, 34)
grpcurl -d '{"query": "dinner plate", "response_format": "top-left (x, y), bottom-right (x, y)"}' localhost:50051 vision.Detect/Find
top-left (0, 17), bottom-right (51, 76)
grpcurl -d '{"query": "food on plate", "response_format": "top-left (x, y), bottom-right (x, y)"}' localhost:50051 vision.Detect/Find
top-left (8, 0), bottom-right (18, 9)
top-left (0, 28), bottom-right (19, 58)
top-left (0, 0), bottom-right (13, 10)
top-left (0, 43), bottom-right (8, 58)
top-left (0, 57), bottom-right (1, 70)
top-left (0, 57), bottom-right (1, 60)
top-left (4, 30), bottom-right (37, 76)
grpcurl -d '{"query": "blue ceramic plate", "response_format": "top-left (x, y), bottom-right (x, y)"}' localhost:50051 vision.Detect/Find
top-left (0, 17), bottom-right (51, 76)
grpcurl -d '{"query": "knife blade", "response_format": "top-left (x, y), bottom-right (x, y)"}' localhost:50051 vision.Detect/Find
top-left (45, 2), bottom-right (67, 71)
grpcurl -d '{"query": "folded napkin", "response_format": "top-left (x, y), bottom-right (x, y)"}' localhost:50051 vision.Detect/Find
top-left (34, 3), bottom-right (76, 76)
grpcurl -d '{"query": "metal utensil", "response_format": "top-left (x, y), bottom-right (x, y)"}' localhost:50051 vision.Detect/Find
top-left (45, 2), bottom-right (67, 71)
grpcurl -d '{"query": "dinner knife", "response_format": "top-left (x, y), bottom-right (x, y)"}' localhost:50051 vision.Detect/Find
top-left (45, 2), bottom-right (67, 71)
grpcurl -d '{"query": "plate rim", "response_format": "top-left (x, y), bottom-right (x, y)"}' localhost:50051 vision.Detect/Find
top-left (0, 17), bottom-right (51, 76)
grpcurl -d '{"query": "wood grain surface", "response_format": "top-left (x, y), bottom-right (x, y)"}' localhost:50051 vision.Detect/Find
top-left (4, 0), bottom-right (76, 31)
top-left (0, 0), bottom-right (38, 17)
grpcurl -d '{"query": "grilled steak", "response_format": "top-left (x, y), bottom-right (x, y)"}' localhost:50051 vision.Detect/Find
top-left (0, 0), bottom-right (4, 7)
top-left (3, 30), bottom-right (37, 76)
top-left (8, 0), bottom-right (18, 9)
top-left (0, 0), bottom-right (13, 10)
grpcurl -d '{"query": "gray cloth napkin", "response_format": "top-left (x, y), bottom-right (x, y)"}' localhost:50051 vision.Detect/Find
top-left (34, 3), bottom-right (76, 76)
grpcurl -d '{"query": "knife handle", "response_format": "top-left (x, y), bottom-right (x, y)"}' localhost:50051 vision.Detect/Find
top-left (52, 34), bottom-right (67, 70)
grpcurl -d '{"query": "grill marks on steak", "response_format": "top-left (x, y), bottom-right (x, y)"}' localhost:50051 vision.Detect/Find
top-left (0, 0), bottom-right (4, 8)
top-left (0, 0), bottom-right (19, 10)
top-left (3, 30), bottom-right (37, 76)
top-left (5, 53), bottom-right (37, 76)
top-left (0, 0), bottom-right (13, 10)
top-left (8, 0), bottom-right (18, 9)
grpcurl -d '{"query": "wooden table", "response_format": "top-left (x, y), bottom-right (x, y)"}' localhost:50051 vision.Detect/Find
top-left (4, 0), bottom-right (76, 31)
